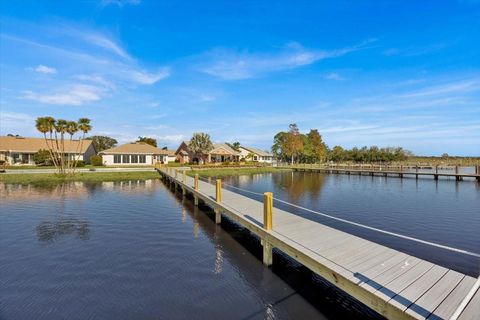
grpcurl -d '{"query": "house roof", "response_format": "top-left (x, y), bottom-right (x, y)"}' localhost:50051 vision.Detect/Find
top-left (0, 136), bottom-right (93, 153)
top-left (175, 141), bottom-right (190, 155)
top-left (240, 146), bottom-right (273, 157)
top-left (210, 143), bottom-right (241, 155)
top-left (101, 142), bottom-right (173, 155)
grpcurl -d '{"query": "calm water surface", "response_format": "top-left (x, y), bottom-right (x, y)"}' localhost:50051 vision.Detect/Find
top-left (218, 171), bottom-right (480, 276)
top-left (0, 179), bottom-right (379, 320)
top-left (1, 172), bottom-right (479, 319)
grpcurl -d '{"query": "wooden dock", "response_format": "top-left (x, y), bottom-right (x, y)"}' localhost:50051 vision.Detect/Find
top-left (286, 165), bottom-right (480, 182)
top-left (156, 167), bottom-right (479, 320)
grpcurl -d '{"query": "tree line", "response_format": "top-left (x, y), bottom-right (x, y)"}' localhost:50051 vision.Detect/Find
top-left (272, 124), bottom-right (412, 164)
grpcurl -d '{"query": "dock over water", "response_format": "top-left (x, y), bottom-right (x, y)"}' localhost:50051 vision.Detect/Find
top-left (285, 164), bottom-right (480, 182)
top-left (156, 167), bottom-right (479, 320)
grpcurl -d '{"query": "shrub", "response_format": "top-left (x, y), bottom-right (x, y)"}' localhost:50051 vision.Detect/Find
top-left (90, 155), bottom-right (103, 166)
top-left (33, 149), bottom-right (52, 166)
top-left (73, 160), bottom-right (85, 167)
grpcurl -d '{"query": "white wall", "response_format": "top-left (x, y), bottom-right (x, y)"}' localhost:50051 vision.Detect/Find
top-left (238, 147), bottom-right (273, 163)
top-left (102, 154), bottom-right (154, 166)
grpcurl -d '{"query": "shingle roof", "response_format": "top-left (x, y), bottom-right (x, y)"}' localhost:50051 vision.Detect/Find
top-left (0, 136), bottom-right (93, 153)
top-left (211, 143), bottom-right (241, 155)
top-left (240, 146), bottom-right (273, 157)
top-left (101, 142), bottom-right (173, 155)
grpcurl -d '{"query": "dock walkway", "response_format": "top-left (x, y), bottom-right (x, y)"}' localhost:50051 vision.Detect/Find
top-left (286, 165), bottom-right (480, 182)
top-left (157, 167), bottom-right (479, 320)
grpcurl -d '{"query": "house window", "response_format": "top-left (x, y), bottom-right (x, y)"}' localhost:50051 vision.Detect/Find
top-left (114, 155), bottom-right (121, 163)
top-left (122, 155), bottom-right (130, 163)
top-left (253, 156), bottom-right (258, 161)
top-left (131, 155), bottom-right (138, 163)
top-left (139, 155), bottom-right (146, 163)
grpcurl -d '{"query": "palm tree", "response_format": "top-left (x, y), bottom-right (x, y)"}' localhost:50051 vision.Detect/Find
top-left (66, 121), bottom-right (79, 170)
top-left (73, 118), bottom-right (92, 172)
top-left (35, 117), bottom-right (59, 169)
top-left (54, 119), bottom-right (68, 173)
top-left (189, 133), bottom-right (213, 164)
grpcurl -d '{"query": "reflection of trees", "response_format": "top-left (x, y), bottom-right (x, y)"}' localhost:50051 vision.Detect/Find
top-left (36, 218), bottom-right (90, 242)
top-left (272, 171), bottom-right (326, 203)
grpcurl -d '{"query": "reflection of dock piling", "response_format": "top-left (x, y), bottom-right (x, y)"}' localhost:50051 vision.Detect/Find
top-left (156, 166), bottom-right (480, 320)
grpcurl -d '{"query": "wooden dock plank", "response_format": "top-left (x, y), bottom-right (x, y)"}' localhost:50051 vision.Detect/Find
top-left (405, 270), bottom-right (464, 318)
top-left (458, 288), bottom-right (480, 320)
top-left (428, 276), bottom-right (477, 320)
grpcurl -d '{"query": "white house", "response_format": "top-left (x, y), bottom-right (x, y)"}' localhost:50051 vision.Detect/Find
top-left (100, 142), bottom-right (176, 166)
top-left (0, 136), bottom-right (96, 165)
top-left (238, 146), bottom-right (274, 163)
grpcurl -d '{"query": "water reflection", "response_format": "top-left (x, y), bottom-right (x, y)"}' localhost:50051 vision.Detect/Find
top-left (271, 171), bottom-right (326, 203)
top-left (36, 218), bottom-right (90, 242)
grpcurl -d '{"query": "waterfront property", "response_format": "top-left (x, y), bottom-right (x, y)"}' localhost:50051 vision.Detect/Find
top-left (0, 136), bottom-right (95, 165)
top-left (175, 141), bottom-right (241, 164)
top-left (238, 146), bottom-right (274, 163)
top-left (100, 142), bottom-right (176, 166)
top-left (158, 167), bottom-right (480, 320)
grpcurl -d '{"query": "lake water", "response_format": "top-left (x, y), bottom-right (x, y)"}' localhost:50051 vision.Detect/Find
top-left (1, 172), bottom-right (479, 319)
top-left (0, 179), bottom-right (380, 320)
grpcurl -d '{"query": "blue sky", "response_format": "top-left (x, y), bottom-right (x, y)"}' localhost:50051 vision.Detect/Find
top-left (0, 0), bottom-right (479, 155)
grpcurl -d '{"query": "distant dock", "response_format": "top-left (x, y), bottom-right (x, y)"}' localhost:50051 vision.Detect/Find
top-left (156, 166), bottom-right (480, 320)
top-left (284, 164), bottom-right (480, 182)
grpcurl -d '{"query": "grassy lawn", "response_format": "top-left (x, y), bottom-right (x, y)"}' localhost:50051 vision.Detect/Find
top-left (187, 167), bottom-right (289, 178)
top-left (0, 171), bottom-right (161, 185)
top-left (5, 165), bottom-right (155, 170)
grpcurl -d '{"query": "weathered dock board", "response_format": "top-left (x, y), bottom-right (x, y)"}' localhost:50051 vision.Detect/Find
top-left (286, 165), bottom-right (480, 182)
top-left (157, 167), bottom-right (479, 320)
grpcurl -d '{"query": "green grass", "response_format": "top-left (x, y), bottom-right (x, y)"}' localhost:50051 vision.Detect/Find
top-left (0, 171), bottom-right (161, 185)
top-left (187, 167), bottom-right (290, 178)
top-left (5, 165), bottom-right (155, 170)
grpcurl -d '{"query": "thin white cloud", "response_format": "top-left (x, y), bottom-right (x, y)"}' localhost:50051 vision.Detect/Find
top-left (199, 39), bottom-right (376, 80)
top-left (325, 72), bottom-right (344, 81)
top-left (198, 94), bottom-right (216, 102)
top-left (81, 32), bottom-right (132, 60)
top-left (398, 80), bottom-right (480, 98)
top-left (22, 84), bottom-right (105, 106)
top-left (0, 111), bottom-right (36, 135)
top-left (34, 65), bottom-right (57, 74)
top-left (75, 74), bottom-right (116, 90)
top-left (101, 0), bottom-right (141, 7)
top-left (129, 68), bottom-right (170, 84)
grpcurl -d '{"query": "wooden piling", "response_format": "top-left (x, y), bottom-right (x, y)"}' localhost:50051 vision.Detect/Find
top-left (263, 192), bottom-right (273, 231)
top-left (262, 240), bottom-right (273, 266)
top-left (182, 170), bottom-right (186, 184)
top-left (194, 174), bottom-right (199, 190)
top-left (216, 179), bottom-right (222, 203)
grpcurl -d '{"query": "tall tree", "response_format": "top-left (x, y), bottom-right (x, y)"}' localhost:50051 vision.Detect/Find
top-left (305, 129), bottom-right (327, 163)
top-left (137, 136), bottom-right (157, 147)
top-left (189, 133), bottom-right (213, 164)
top-left (35, 117), bottom-right (92, 174)
top-left (87, 136), bottom-right (118, 152)
top-left (284, 123), bottom-right (304, 164)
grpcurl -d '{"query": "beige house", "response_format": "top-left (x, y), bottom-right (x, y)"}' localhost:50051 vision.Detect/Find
top-left (0, 136), bottom-right (95, 165)
top-left (209, 143), bottom-right (240, 162)
top-left (238, 146), bottom-right (274, 163)
top-left (175, 141), bottom-right (240, 164)
top-left (100, 142), bottom-right (176, 166)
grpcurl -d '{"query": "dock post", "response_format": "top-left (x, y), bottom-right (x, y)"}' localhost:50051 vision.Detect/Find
top-left (194, 174), bottom-right (199, 190)
top-left (174, 169), bottom-right (178, 179)
top-left (262, 192), bottom-right (274, 266)
top-left (262, 240), bottom-right (273, 266)
top-left (434, 165), bottom-right (439, 180)
top-left (182, 170), bottom-right (186, 184)
top-left (263, 192), bottom-right (273, 231)
top-left (416, 164), bottom-right (419, 180)
top-left (455, 165), bottom-right (461, 181)
top-left (215, 179), bottom-right (222, 224)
